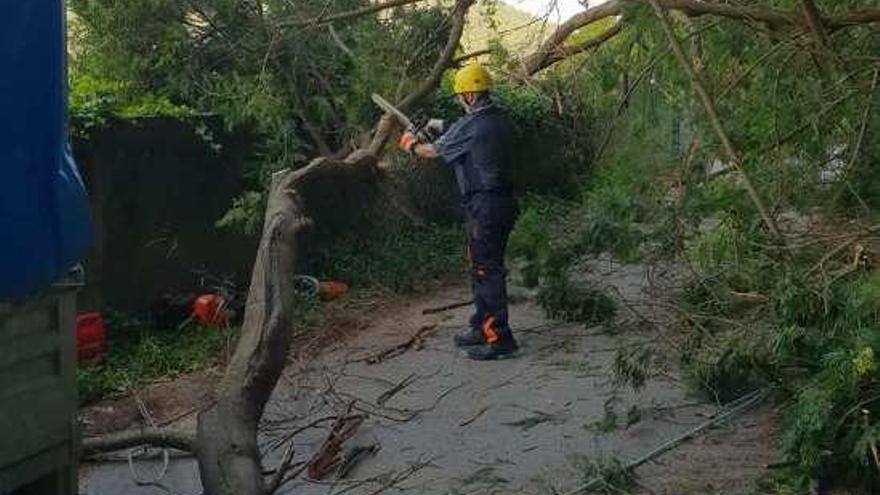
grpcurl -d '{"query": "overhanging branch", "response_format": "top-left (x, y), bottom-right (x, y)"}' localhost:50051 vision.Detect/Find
top-left (365, 0), bottom-right (476, 157)
top-left (522, 0), bottom-right (623, 76)
top-left (522, 0), bottom-right (880, 77)
top-left (651, 0), bottom-right (792, 28)
top-left (541, 21), bottom-right (623, 70)
top-left (283, 0), bottom-right (427, 28)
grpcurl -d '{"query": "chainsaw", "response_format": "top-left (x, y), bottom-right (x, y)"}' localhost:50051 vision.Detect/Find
top-left (371, 93), bottom-right (444, 143)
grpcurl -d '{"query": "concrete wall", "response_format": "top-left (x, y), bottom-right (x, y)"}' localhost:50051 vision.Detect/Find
top-left (73, 117), bottom-right (256, 314)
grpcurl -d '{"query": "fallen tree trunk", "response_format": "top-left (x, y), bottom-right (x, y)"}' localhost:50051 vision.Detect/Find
top-left (196, 153), bottom-right (381, 495)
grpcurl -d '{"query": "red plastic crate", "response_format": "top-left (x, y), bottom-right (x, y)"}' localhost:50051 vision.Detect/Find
top-left (76, 312), bottom-right (106, 363)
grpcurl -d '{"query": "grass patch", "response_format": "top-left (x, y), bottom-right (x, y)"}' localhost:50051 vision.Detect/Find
top-left (77, 322), bottom-right (238, 404)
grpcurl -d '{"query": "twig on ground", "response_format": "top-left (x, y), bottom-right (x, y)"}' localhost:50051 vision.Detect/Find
top-left (347, 382), bottom-right (466, 423)
top-left (157, 403), bottom-right (213, 428)
top-left (361, 324), bottom-right (438, 364)
top-left (337, 443), bottom-right (381, 478)
top-left (377, 373), bottom-right (418, 406)
top-left (263, 415), bottom-right (349, 455)
top-left (458, 405), bottom-right (491, 427)
top-left (307, 403), bottom-right (366, 480)
top-left (361, 457), bottom-right (435, 495)
top-left (265, 442), bottom-right (298, 494)
top-left (806, 224), bottom-right (880, 276)
top-left (422, 300), bottom-right (472, 315)
top-left (561, 389), bottom-right (769, 495)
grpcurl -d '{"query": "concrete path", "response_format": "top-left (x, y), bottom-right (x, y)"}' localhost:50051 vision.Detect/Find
top-left (79, 258), bottom-right (776, 495)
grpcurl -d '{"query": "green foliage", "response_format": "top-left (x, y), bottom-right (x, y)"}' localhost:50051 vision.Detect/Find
top-left (680, 332), bottom-right (771, 403)
top-left (525, 3), bottom-right (880, 491)
top-left (537, 276), bottom-right (616, 326)
top-left (686, 215), bottom-right (773, 292)
top-left (68, 74), bottom-right (191, 133)
top-left (215, 191), bottom-right (266, 237)
top-left (682, 217), bottom-right (880, 489)
top-left (579, 182), bottom-right (645, 262)
top-left (771, 274), bottom-right (880, 488)
top-left (613, 347), bottom-right (653, 390)
top-left (507, 196), bottom-right (582, 286)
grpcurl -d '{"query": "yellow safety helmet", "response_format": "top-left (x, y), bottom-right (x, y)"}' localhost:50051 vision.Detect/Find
top-left (453, 63), bottom-right (494, 94)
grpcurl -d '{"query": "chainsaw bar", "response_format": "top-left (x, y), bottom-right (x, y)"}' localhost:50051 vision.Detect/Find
top-left (371, 93), bottom-right (415, 131)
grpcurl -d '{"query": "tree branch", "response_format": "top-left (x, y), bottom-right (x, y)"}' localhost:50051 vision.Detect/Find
top-left (284, 0), bottom-right (427, 28)
top-left (541, 21), bottom-right (624, 70)
top-left (647, 0), bottom-right (783, 239)
top-left (81, 427), bottom-right (197, 457)
top-left (521, 0), bottom-right (623, 76)
top-left (522, 1), bottom-right (880, 77)
top-left (827, 9), bottom-right (880, 30)
top-left (452, 49), bottom-right (493, 66)
top-left (365, 0), bottom-right (476, 157)
top-left (800, 0), bottom-right (828, 48)
top-left (648, 0), bottom-right (793, 28)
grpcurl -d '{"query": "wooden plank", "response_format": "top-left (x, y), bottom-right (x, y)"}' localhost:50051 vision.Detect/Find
top-left (0, 443), bottom-right (73, 494)
top-left (0, 298), bottom-right (55, 340)
top-left (0, 354), bottom-right (56, 397)
top-left (56, 290), bottom-right (78, 406)
top-left (0, 289), bottom-right (79, 494)
top-left (0, 331), bottom-right (59, 369)
top-left (0, 382), bottom-right (73, 467)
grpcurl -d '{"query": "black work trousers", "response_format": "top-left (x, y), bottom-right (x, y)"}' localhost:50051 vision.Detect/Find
top-left (464, 193), bottom-right (517, 343)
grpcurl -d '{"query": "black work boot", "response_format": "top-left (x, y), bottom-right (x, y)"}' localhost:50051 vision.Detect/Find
top-left (466, 335), bottom-right (519, 361)
top-left (453, 328), bottom-right (486, 347)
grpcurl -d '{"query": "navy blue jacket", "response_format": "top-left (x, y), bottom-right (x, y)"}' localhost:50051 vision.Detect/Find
top-left (435, 101), bottom-right (513, 200)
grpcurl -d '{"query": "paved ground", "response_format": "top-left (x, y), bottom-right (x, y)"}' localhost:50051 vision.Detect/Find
top-left (79, 258), bottom-right (777, 495)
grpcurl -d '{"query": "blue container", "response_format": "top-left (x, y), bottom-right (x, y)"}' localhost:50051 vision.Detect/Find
top-left (0, 1), bottom-right (92, 301)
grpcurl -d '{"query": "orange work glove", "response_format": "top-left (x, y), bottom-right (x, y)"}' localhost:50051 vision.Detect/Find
top-left (398, 132), bottom-right (418, 154)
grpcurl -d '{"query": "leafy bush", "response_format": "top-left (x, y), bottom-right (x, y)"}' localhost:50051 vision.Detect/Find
top-left (313, 223), bottom-right (465, 293)
top-left (69, 74), bottom-right (191, 133)
top-left (507, 196), bottom-right (583, 287)
top-left (681, 217), bottom-right (880, 490)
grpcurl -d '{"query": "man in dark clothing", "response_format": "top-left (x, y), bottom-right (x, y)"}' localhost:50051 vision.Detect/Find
top-left (399, 63), bottom-right (519, 360)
